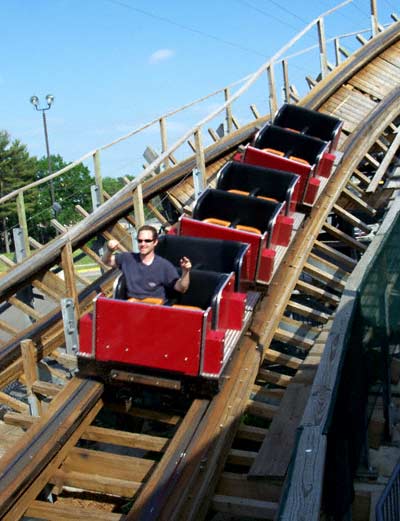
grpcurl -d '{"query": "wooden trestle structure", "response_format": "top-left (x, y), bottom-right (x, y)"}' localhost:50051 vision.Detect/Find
top-left (1, 6), bottom-right (400, 520)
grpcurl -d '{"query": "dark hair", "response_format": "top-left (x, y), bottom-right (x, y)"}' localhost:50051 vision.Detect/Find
top-left (137, 225), bottom-right (158, 241)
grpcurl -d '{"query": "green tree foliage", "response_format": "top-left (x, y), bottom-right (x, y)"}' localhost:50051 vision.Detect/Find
top-left (30, 155), bottom-right (93, 241)
top-left (103, 176), bottom-right (126, 197)
top-left (0, 130), bottom-right (37, 252)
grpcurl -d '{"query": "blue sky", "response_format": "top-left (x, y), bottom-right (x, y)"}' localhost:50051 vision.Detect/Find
top-left (1, 0), bottom-right (398, 179)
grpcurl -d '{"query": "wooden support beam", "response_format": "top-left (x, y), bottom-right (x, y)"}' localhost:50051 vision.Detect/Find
top-left (208, 128), bottom-right (220, 142)
top-left (133, 183), bottom-right (145, 228)
top-left (61, 241), bottom-right (79, 317)
top-left (194, 128), bottom-right (207, 188)
top-left (264, 346), bottom-right (304, 368)
top-left (257, 369), bottom-right (292, 388)
top-left (32, 381), bottom-right (63, 398)
top-left (353, 168), bottom-right (372, 185)
top-left (82, 425), bottom-right (168, 452)
top-left (249, 383), bottom-right (311, 481)
top-left (250, 104), bottom-right (260, 119)
top-left (26, 501), bottom-right (123, 520)
top-left (146, 202), bottom-right (169, 225)
top-left (302, 262), bottom-right (346, 293)
top-left (307, 251), bottom-right (349, 282)
top-left (50, 468), bottom-right (141, 498)
top-left (273, 328), bottom-right (314, 352)
top-left (227, 448), bottom-right (257, 467)
top-left (286, 300), bottom-right (330, 324)
top-left (216, 472), bottom-right (282, 502)
top-left (224, 87), bottom-right (234, 134)
top-left (312, 240), bottom-right (357, 271)
top-left (8, 296), bottom-right (41, 321)
top-left (212, 494), bottom-right (278, 519)
top-left (246, 399), bottom-right (279, 419)
top-left (296, 279), bottom-right (340, 307)
top-left (282, 59), bottom-right (290, 103)
top-left (341, 187), bottom-right (377, 215)
top-left (21, 339), bottom-right (41, 415)
top-left (367, 126), bottom-right (400, 192)
top-left (0, 391), bottom-right (30, 414)
top-left (333, 203), bottom-right (371, 233)
top-left (0, 319), bottom-right (18, 336)
top-left (236, 424), bottom-right (268, 443)
top-left (322, 222), bottom-right (368, 252)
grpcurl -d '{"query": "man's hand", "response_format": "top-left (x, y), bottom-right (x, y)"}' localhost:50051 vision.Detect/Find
top-left (103, 239), bottom-right (120, 267)
top-left (107, 239), bottom-right (120, 252)
top-left (180, 256), bottom-right (192, 272)
top-left (175, 256), bottom-right (191, 293)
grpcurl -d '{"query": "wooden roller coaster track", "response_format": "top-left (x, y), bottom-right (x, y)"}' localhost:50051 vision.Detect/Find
top-left (1, 6), bottom-right (400, 520)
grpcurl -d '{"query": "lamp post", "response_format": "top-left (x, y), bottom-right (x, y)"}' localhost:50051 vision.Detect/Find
top-left (30, 94), bottom-right (56, 207)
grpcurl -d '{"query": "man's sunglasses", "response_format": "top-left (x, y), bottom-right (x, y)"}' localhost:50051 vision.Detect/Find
top-left (137, 239), bottom-right (154, 243)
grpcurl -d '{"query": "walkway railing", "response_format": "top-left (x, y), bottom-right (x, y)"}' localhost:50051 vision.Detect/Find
top-left (376, 459), bottom-right (400, 521)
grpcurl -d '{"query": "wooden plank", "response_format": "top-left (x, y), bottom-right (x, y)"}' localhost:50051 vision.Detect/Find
top-left (50, 468), bottom-right (141, 498)
top-left (32, 381), bottom-right (63, 398)
top-left (0, 391), bottom-right (29, 413)
top-left (124, 399), bottom-right (208, 520)
top-left (62, 446), bottom-right (155, 482)
top-left (216, 472), bottom-right (281, 502)
top-left (0, 319), bottom-right (18, 336)
top-left (246, 399), bottom-right (279, 420)
top-left (249, 383), bottom-right (311, 480)
top-left (256, 369), bottom-right (292, 388)
top-left (353, 168), bottom-right (372, 185)
top-left (332, 203), bottom-right (371, 233)
top-left (286, 301), bottom-right (330, 324)
top-left (312, 240), bottom-right (357, 271)
top-left (367, 126), bottom-right (400, 192)
top-left (21, 339), bottom-right (41, 415)
top-left (264, 346), bottom-right (305, 368)
top-left (227, 448), bottom-right (257, 467)
top-left (307, 251), bottom-right (348, 281)
top-left (322, 222), bottom-right (368, 252)
top-left (26, 500), bottom-right (123, 520)
top-left (279, 316), bottom-right (321, 338)
top-left (212, 494), bottom-right (278, 519)
top-left (0, 378), bottom-right (103, 520)
top-left (8, 296), bottom-right (41, 321)
top-left (61, 241), bottom-right (79, 314)
top-left (236, 424), bottom-right (268, 443)
top-left (277, 426), bottom-right (326, 520)
top-left (82, 425), bottom-right (168, 452)
top-left (273, 328), bottom-right (314, 352)
top-left (303, 262), bottom-right (346, 292)
top-left (295, 279), bottom-right (340, 307)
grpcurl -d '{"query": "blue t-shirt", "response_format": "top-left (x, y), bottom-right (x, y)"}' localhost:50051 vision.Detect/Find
top-left (115, 253), bottom-right (179, 300)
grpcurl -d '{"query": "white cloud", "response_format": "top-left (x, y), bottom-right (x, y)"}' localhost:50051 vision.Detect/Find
top-left (148, 48), bottom-right (175, 64)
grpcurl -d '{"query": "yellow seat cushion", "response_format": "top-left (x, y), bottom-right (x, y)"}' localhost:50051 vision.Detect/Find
top-left (235, 224), bottom-right (261, 235)
top-left (257, 195), bottom-right (279, 203)
top-left (228, 189), bottom-right (250, 196)
top-left (172, 304), bottom-right (202, 311)
top-left (203, 217), bottom-right (231, 227)
top-left (128, 297), bottom-right (164, 305)
top-left (289, 155), bottom-right (310, 166)
top-left (262, 147), bottom-right (285, 156)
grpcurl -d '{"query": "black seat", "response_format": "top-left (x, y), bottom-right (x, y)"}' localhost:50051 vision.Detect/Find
top-left (216, 160), bottom-right (299, 215)
top-left (253, 123), bottom-right (328, 166)
top-left (273, 103), bottom-right (342, 148)
top-left (113, 272), bottom-right (127, 300)
top-left (170, 269), bottom-right (229, 329)
top-left (192, 188), bottom-right (282, 247)
top-left (156, 234), bottom-right (248, 290)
